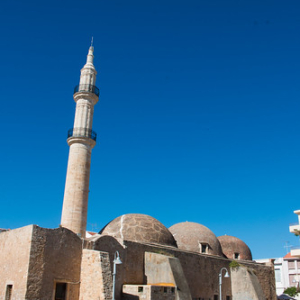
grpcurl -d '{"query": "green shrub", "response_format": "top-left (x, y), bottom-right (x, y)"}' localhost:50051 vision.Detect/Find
top-left (229, 260), bottom-right (240, 270)
top-left (284, 286), bottom-right (298, 297)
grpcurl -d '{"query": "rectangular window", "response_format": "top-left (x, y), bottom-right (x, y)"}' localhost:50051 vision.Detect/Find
top-left (214, 295), bottom-right (218, 300)
top-left (288, 261), bottom-right (295, 269)
top-left (289, 274), bottom-right (297, 286)
top-left (164, 287), bottom-right (168, 293)
top-left (275, 269), bottom-right (281, 282)
top-left (234, 253), bottom-right (240, 259)
top-left (5, 285), bottom-right (13, 300)
top-left (55, 282), bottom-right (67, 300)
top-left (138, 286), bottom-right (143, 293)
top-left (226, 296), bottom-right (231, 300)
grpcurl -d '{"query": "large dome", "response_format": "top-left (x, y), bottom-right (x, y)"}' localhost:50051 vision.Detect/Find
top-left (169, 222), bottom-right (223, 256)
top-left (99, 214), bottom-right (177, 247)
top-left (218, 235), bottom-right (252, 260)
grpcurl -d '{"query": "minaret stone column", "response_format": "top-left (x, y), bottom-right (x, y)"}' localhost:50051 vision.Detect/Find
top-left (61, 46), bottom-right (99, 238)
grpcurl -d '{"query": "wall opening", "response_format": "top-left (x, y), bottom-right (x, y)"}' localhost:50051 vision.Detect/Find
top-left (55, 282), bottom-right (67, 300)
top-left (199, 243), bottom-right (209, 254)
top-left (234, 252), bottom-right (240, 259)
top-left (5, 285), bottom-right (13, 300)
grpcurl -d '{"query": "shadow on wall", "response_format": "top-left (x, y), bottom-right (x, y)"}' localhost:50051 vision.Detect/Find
top-left (122, 293), bottom-right (140, 300)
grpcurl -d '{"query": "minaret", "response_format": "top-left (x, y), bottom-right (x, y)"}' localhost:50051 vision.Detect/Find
top-left (61, 45), bottom-right (99, 238)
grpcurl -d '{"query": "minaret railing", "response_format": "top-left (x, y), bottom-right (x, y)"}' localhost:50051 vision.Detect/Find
top-left (74, 84), bottom-right (100, 97)
top-left (68, 127), bottom-right (97, 141)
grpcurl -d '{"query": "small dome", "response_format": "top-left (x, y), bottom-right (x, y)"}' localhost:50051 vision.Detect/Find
top-left (169, 222), bottom-right (223, 256)
top-left (99, 214), bottom-right (177, 247)
top-left (218, 235), bottom-right (252, 260)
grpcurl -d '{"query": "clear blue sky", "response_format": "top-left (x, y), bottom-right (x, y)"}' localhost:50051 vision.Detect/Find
top-left (1, 0), bottom-right (300, 259)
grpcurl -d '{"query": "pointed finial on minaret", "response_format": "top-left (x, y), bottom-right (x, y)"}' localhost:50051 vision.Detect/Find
top-left (86, 40), bottom-right (94, 66)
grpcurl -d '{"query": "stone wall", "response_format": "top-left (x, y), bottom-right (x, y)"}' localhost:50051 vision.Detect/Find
top-left (231, 265), bottom-right (266, 300)
top-left (144, 252), bottom-right (191, 300)
top-left (25, 225), bottom-right (82, 300)
top-left (123, 284), bottom-right (176, 300)
top-left (0, 225), bottom-right (33, 300)
top-left (80, 249), bottom-right (112, 300)
top-left (93, 237), bottom-right (277, 300)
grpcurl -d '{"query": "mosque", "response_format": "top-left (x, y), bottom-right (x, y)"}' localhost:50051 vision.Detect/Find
top-left (0, 46), bottom-right (276, 300)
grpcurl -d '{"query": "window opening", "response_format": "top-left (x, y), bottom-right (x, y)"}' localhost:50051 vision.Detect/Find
top-left (200, 243), bottom-right (209, 254)
top-left (5, 285), bottom-right (13, 300)
top-left (55, 282), bottom-right (67, 300)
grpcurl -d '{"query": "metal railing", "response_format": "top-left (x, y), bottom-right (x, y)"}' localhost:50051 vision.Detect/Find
top-left (68, 127), bottom-right (97, 141)
top-left (74, 84), bottom-right (100, 97)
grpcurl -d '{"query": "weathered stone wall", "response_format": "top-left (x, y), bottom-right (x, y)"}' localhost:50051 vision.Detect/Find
top-left (93, 237), bottom-right (276, 300)
top-left (237, 260), bottom-right (276, 300)
top-left (123, 285), bottom-right (150, 300)
top-left (123, 285), bottom-right (176, 300)
top-left (92, 235), bottom-right (128, 300)
top-left (79, 249), bottom-right (112, 300)
top-left (231, 265), bottom-right (266, 300)
top-left (144, 252), bottom-right (191, 300)
top-left (25, 225), bottom-right (82, 300)
top-left (0, 225), bottom-right (33, 300)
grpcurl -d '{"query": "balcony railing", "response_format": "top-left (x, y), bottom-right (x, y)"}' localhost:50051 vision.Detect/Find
top-left (68, 127), bottom-right (97, 141)
top-left (74, 84), bottom-right (100, 97)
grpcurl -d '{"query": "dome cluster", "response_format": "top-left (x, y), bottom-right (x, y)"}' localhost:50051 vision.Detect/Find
top-left (99, 213), bottom-right (252, 260)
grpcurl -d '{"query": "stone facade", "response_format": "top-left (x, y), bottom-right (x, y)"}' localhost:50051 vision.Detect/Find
top-left (0, 227), bottom-right (276, 300)
top-left (91, 236), bottom-right (277, 300)
top-left (80, 250), bottom-right (113, 300)
top-left (231, 265), bottom-right (268, 300)
top-left (144, 253), bottom-right (191, 300)
top-left (0, 225), bottom-right (82, 300)
top-left (0, 226), bottom-right (33, 300)
top-left (123, 285), bottom-right (176, 300)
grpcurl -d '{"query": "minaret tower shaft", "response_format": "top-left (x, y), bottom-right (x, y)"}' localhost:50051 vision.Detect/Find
top-left (61, 46), bottom-right (99, 238)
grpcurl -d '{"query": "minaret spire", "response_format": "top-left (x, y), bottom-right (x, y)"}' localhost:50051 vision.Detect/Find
top-left (60, 46), bottom-right (99, 238)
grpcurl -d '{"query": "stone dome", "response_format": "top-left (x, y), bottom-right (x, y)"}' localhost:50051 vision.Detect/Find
top-left (218, 235), bottom-right (252, 260)
top-left (99, 214), bottom-right (177, 247)
top-left (169, 222), bottom-right (223, 256)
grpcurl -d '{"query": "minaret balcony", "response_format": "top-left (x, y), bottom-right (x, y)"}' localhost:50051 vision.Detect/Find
top-left (74, 84), bottom-right (100, 97)
top-left (68, 127), bottom-right (97, 141)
